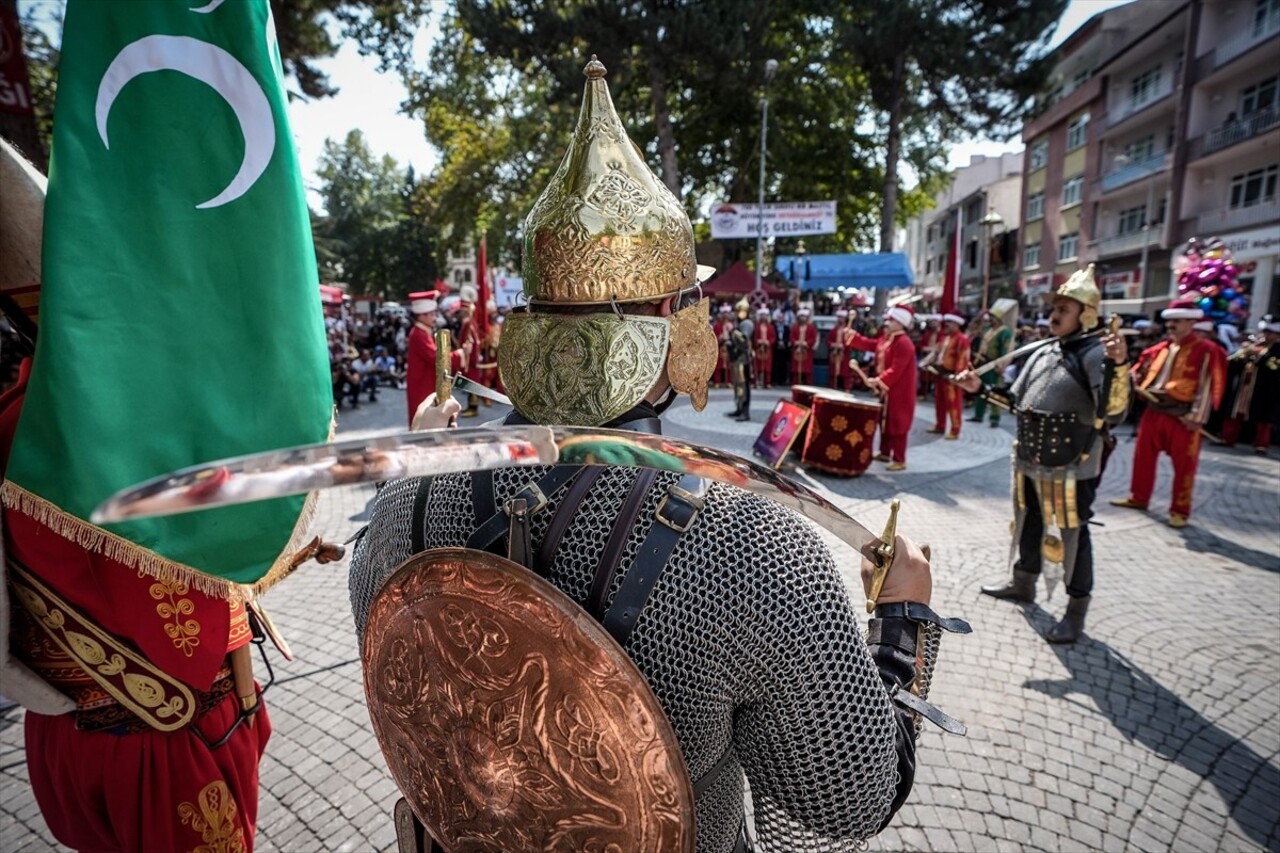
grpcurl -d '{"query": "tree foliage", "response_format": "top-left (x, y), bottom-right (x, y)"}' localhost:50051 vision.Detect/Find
top-left (314, 130), bottom-right (437, 298)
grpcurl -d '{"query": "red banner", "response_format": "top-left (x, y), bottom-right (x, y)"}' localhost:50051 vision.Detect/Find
top-left (0, 3), bottom-right (35, 117)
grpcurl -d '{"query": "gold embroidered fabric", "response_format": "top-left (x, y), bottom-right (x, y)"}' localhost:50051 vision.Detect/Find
top-left (8, 559), bottom-right (195, 732)
top-left (179, 780), bottom-right (247, 853)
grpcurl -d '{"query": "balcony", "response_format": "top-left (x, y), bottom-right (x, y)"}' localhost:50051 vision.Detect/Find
top-left (1100, 153), bottom-right (1168, 193)
top-left (1198, 198), bottom-right (1280, 233)
top-left (1092, 229), bottom-right (1165, 259)
top-left (1107, 81), bottom-right (1175, 127)
top-left (1215, 10), bottom-right (1280, 67)
top-left (1203, 106), bottom-right (1280, 156)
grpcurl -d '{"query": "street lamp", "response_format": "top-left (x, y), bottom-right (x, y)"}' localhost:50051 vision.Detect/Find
top-left (980, 207), bottom-right (1004, 311)
top-left (754, 58), bottom-right (779, 295)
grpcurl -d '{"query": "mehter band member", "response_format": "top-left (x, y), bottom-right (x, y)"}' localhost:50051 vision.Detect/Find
top-left (846, 306), bottom-right (919, 471)
top-left (1221, 320), bottom-right (1280, 454)
top-left (928, 313), bottom-right (969, 439)
top-left (959, 265), bottom-right (1130, 643)
top-left (790, 307), bottom-right (818, 385)
top-left (404, 291), bottom-right (468, 427)
top-left (1112, 295), bottom-right (1225, 527)
top-left (350, 56), bottom-right (967, 853)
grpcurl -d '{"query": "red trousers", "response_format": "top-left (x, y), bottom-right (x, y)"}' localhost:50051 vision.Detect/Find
top-left (26, 692), bottom-right (271, 853)
top-left (880, 431), bottom-right (907, 464)
top-left (934, 383), bottom-right (963, 436)
top-left (1130, 409), bottom-right (1203, 518)
top-left (1222, 418), bottom-right (1271, 449)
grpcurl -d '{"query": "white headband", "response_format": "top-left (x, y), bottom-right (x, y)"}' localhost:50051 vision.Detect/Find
top-left (886, 306), bottom-right (914, 328)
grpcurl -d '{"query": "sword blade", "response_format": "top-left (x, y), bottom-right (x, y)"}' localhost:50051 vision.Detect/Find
top-left (450, 374), bottom-right (511, 407)
top-left (91, 426), bottom-right (892, 569)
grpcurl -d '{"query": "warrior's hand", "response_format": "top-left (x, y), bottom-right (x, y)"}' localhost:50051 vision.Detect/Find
top-left (953, 368), bottom-right (982, 393)
top-left (1103, 333), bottom-right (1127, 363)
top-left (861, 534), bottom-right (932, 607)
top-left (412, 393), bottom-right (463, 431)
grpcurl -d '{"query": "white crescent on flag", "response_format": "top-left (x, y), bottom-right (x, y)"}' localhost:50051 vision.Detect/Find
top-left (95, 34), bottom-right (275, 210)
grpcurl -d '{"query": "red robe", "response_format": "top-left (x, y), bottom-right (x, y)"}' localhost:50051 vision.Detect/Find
top-left (849, 330), bottom-right (918, 437)
top-left (790, 321), bottom-right (819, 380)
top-left (2, 364), bottom-right (269, 852)
top-left (406, 322), bottom-right (464, 425)
top-left (1128, 335), bottom-right (1226, 518)
top-left (934, 329), bottom-right (971, 435)
top-left (826, 325), bottom-right (851, 387)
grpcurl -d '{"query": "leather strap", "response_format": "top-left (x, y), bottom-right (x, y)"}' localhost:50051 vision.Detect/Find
top-left (865, 617), bottom-right (919, 656)
top-left (466, 465), bottom-right (581, 553)
top-left (588, 468), bottom-right (659, 619)
top-left (471, 470), bottom-right (496, 535)
top-left (889, 684), bottom-right (967, 735)
top-left (537, 466), bottom-right (606, 576)
top-left (601, 473), bottom-right (705, 646)
top-left (873, 602), bottom-right (972, 634)
top-left (410, 476), bottom-right (435, 555)
top-left (692, 741), bottom-right (736, 799)
top-left (507, 499), bottom-right (533, 569)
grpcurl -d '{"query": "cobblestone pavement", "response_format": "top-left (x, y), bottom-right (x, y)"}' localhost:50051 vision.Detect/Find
top-left (3, 387), bottom-right (1278, 852)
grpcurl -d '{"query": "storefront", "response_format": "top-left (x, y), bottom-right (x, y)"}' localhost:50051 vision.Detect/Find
top-left (1218, 225), bottom-right (1280, 325)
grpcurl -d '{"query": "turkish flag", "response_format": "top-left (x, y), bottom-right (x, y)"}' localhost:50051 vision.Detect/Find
top-left (476, 235), bottom-right (491, 338)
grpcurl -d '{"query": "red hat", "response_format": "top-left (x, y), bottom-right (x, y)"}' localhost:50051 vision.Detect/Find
top-left (886, 305), bottom-right (915, 328)
top-left (1162, 295), bottom-right (1204, 320)
top-left (409, 290), bottom-right (440, 314)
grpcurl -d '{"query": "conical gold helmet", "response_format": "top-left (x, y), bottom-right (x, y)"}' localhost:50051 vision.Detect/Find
top-left (499, 56), bottom-right (717, 426)
top-left (1053, 263), bottom-right (1101, 331)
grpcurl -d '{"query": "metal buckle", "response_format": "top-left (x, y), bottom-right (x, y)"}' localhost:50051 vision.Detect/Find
top-left (656, 491), bottom-right (702, 534)
top-left (506, 483), bottom-right (548, 516)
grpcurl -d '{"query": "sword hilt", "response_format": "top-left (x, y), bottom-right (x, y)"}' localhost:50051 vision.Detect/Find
top-left (865, 499), bottom-right (900, 613)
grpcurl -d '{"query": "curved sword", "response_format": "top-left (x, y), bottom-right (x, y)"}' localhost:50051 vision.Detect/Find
top-left (91, 426), bottom-right (900, 608)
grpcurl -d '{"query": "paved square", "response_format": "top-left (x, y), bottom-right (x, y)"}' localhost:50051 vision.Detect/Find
top-left (3, 388), bottom-right (1277, 851)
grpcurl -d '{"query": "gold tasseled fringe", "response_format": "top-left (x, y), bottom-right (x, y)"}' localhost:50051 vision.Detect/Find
top-left (3, 417), bottom-right (338, 601)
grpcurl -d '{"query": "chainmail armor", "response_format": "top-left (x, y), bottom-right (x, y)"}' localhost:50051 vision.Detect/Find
top-left (351, 466), bottom-right (903, 852)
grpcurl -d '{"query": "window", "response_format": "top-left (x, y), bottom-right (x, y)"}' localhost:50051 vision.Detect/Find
top-left (1062, 175), bottom-right (1084, 208)
top-left (965, 198), bottom-right (984, 224)
top-left (1067, 113), bottom-right (1090, 150)
top-left (1030, 139), bottom-right (1049, 170)
top-left (926, 258), bottom-right (932, 274)
top-left (1124, 134), bottom-right (1156, 163)
top-left (967, 240), bottom-right (978, 269)
top-left (1073, 68), bottom-right (1091, 88)
top-left (1229, 164), bottom-right (1278, 208)
top-left (1027, 192), bottom-right (1045, 221)
top-left (1241, 76), bottom-right (1279, 117)
top-left (1024, 244), bottom-right (1041, 269)
top-left (1131, 66), bottom-right (1162, 108)
top-left (1117, 205), bottom-right (1147, 236)
top-left (1255, 0), bottom-right (1280, 37)
top-left (1059, 232), bottom-right (1079, 261)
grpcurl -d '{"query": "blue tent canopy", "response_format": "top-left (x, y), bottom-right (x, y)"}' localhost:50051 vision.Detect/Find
top-left (774, 252), bottom-right (914, 290)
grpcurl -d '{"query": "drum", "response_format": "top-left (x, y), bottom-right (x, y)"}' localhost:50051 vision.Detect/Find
top-left (791, 384), bottom-right (826, 408)
top-left (799, 390), bottom-right (882, 476)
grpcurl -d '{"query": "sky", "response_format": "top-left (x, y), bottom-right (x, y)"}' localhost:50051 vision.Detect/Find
top-left (288, 0), bottom-right (1137, 208)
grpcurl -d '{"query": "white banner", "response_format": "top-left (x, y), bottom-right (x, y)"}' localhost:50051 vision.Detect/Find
top-left (494, 275), bottom-right (524, 308)
top-left (710, 201), bottom-right (837, 239)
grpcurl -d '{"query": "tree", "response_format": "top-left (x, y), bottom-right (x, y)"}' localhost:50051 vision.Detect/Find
top-left (315, 130), bottom-right (432, 298)
top-left (838, 0), bottom-right (1065, 262)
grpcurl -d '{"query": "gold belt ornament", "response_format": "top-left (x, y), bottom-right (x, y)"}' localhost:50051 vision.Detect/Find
top-left (8, 559), bottom-right (196, 732)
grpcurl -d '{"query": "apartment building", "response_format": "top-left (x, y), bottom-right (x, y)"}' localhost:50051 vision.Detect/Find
top-left (1181, 0), bottom-right (1280, 321)
top-left (902, 151), bottom-right (1024, 308)
top-left (1018, 0), bottom-right (1280, 321)
top-left (1017, 0), bottom-right (1160, 308)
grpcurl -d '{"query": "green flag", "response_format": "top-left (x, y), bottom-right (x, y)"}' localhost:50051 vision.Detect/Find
top-left (2, 0), bottom-right (331, 591)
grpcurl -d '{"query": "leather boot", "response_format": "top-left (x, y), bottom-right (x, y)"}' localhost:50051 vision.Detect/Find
top-left (980, 569), bottom-right (1037, 603)
top-left (1046, 595), bottom-right (1090, 644)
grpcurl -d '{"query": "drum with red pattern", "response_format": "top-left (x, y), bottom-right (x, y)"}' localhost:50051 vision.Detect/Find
top-left (791, 384), bottom-right (825, 408)
top-left (799, 391), bottom-right (882, 476)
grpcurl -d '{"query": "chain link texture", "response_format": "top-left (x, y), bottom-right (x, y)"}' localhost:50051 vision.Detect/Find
top-left (351, 467), bottom-right (902, 852)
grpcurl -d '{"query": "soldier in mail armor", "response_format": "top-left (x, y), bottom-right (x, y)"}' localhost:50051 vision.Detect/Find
top-left (958, 266), bottom-right (1130, 644)
top-left (350, 57), bottom-right (967, 852)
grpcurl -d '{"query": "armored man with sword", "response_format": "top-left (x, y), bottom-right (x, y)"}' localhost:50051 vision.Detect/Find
top-left (957, 266), bottom-right (1130, 643)
top-left (348, 58), bottom-right (970, 852)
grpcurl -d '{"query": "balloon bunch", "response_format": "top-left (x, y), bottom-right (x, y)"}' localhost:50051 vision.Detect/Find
top-left (1174, 237), bottom-right (1249, 321)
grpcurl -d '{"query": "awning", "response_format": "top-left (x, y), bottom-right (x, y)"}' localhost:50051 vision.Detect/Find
top-left (701, 261), bottom-right (787, 297)
top-left (319, 284), bottom-right (345, 306)
top-left (774, 252), bottom-right (914, 290)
